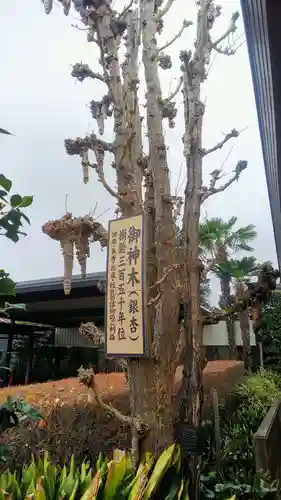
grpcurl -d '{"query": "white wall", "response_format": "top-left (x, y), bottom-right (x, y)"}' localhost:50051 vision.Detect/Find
top-left (203, 321), bottom-right (256, 347)
top-left (56, 321), bottom-right (256, 348)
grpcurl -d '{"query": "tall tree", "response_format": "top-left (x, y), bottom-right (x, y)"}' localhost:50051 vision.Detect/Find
top-left (41, 1), bottom-right (251, 491)
top-left (216, 256), bottom-right (258, 370)
top-left (199, 217), bottom-right (257, 358)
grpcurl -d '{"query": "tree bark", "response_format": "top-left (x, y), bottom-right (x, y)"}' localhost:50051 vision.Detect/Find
top-left (239, 311), bottom-right (251, 371)
top-left (220, 275), bottom-right (236, 360)
top-left (138, 0), bottom-right (181, 453)
top-left (236, 282), bottom-right (251, 371)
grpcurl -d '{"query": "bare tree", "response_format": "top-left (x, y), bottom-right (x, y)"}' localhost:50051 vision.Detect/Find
top-left (41, 0), bottom-right (248, 482)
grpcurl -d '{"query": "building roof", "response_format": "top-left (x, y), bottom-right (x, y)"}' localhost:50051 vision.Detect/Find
top-left (7, 272), bottom-right (106, 328)
top-left (241, 0), bottom-right (281, 268)
top-left (9, 271), bottom-right (212, 328)
top-left (15, 271), bottom-right (106, 295)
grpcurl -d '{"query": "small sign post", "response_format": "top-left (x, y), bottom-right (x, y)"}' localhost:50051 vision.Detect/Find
top-left (105, 214), bottom-right (146, 357)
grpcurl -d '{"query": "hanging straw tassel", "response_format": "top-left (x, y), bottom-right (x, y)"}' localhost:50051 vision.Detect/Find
top-left (81, 151), bottom-right (89, 184)
top-left (63, 0), bottom-right (71, 15)
top-left (60, 240), bottom-right (74, 295)
top-left (75, 234), bottom-right (89, 278)
top-left (43, 0), bottom-right (53, 14)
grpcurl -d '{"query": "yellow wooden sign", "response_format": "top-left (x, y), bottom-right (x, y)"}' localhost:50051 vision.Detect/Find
top-left (105, 214), bottom-right (146, 357)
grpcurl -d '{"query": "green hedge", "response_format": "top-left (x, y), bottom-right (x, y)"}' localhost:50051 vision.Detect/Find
top-left (258, 291), bottom-right (281, 373)
top-left (201, 371), bottom-right (281, 498)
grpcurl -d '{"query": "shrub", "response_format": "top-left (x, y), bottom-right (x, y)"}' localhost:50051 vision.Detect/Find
top-left (201, 371), bottom-right (281, 499)
top-left (257, 291), bottom-right (281, 373)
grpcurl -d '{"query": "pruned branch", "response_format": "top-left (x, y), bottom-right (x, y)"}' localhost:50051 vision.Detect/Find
top-left (201, 129), bottom-right (239, 157)
top-left (150, 264), bottom-right (181, 289)
top-left (156, 0), bottom-right (176, 20)
top-left (148, 292), bottom-right (161, 306)
top-left (71, 63), bottom-right (106, 84)
top-left (201, 160), bottom-right (248, 202)
top-left (157, 20), bottom-right (192, 53)
top-left (80, 149), bottom-right (119, 199)
top-left (89, 162), bottom-right (120, 199)
top-left (118, 0), bottom-right (134, 20)
top-left (78, 367), bottom-right (131, 424)
top-left (211, 11), bottom-right (240, 50)
top-left (211, 45), bottom-right (236, 56)
top-left (65, 134), bottom-right (114, 157)
top-left (203, 263), bottom-right (280, 325)
top-left (78, 366), bottom-right (148, 468)
top-left (164, 77), bottom-right (183, 103)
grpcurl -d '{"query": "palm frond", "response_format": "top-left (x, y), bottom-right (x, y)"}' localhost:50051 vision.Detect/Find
top-left (0, 127), bottom-right (12, 136)
top-left (200, 277), bottom-right (211, 308)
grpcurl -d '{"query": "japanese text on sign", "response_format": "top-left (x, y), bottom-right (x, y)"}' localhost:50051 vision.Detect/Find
top-left (105, 214), bottom-right (146, 356)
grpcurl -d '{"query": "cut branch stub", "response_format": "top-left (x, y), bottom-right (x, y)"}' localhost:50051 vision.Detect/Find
top-left (89, 95), bottom-right (113, 135)
top-left (65, 135), bottom-right (114, 157)
top-left (42, 213), bottom-right (108, 294)
top-left (158, 53), bottom-right (172, 70)
top-left (79, 321), bottom-right (104, 345)
top-left (71, 62), bottom-right (105, 83)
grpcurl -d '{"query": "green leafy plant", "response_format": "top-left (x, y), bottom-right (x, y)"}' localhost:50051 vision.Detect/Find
top-left (200, 372), bottom-right (281, 499)
top-left (0, 397), bottom-right (43, 463)
top-left (0, 445), bottom-right (192, 499)
top-left (0, 173), bottom-right (33, 245)
top-left (257, 291), bottom-right (281, 374)
top-left (0, 127), bottom-right (33, 298)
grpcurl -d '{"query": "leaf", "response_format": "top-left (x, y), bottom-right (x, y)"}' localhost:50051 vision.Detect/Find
top-left (0, 190), bottom-right (7, 200)
top-left (103, 454), bottom-right (128, 500)
top-left (10, 194), bottom-right (23, 208)
top-left (19, 211), bottom-right (30, 225)
top-left (0, 175), bottom-right (12, 193)
top-left (143, 444), bottom-right (176, 500)
top-left (80, 470), bottom-right (104, 500)
top-left (33, 477), bottom-right (47, 500)
top-left (5, 230), bottom-right (19, 243)
top-left (128, 453), bottom-right (154, 500)
top-left (19, 195), bottom-right (33, 208)
top-left (0, 128), bottom-right (12, 136)
top-left (0, 277), bottom-right (15, 296)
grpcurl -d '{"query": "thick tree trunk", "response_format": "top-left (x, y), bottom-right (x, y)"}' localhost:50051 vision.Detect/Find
top-left (239, 311), bottom-right (251, 371)
top-left (220, 275), bottom-right (236, 360)
top-left (128, 359), bottom-right (176, 456)
top-left (180, 2), bottom-right (220, 497)
top-left (97, 5), bottom-right (177, 456)
top-left (236, 282), bottom-right (251, 371)
top-left (137, 0), bottom-right (181, 454)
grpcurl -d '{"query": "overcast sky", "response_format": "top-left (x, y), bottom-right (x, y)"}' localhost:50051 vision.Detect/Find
top-left (0, 0), bottom-right (277, 305)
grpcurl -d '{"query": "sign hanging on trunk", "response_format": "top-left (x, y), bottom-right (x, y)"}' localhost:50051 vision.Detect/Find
top-left (105, 214), bottom-right (146, 357)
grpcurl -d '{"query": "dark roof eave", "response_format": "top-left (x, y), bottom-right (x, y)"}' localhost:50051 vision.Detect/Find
top-left (15, 271), bottom-right (106, 295)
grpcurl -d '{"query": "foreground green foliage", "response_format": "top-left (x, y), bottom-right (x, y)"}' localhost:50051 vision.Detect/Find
top-left (0, 173), bottom-right (33, 297)
top-left (0, 128), bottom-right (33, 298)
top-left (201, 371), bottom-right (281, 499)
top-left (0, 445), bottom-right (191, 499)
top-left (258, 291), bottom-right (281, 373)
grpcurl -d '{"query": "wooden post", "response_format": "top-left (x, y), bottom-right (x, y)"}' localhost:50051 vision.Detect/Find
top-left (212, 388), bottom-right (221, 473)
top-left (25, 329), bottom-right (34, 385)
